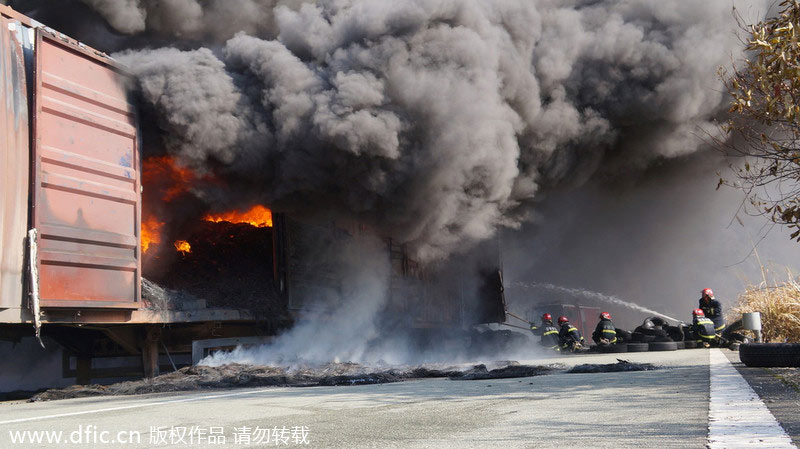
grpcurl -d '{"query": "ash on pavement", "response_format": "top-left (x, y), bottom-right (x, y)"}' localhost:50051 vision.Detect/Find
top-left (30, 356), bottom-right (670, 402)
top-left (568, 359), bottom-right (659, 374)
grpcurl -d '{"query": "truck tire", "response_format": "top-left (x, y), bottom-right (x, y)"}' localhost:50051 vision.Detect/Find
top-left (601, 344), bottom-right (628, 353)
top-left (626, 343), bottom-right (649, 352)
top-left (675, 341), bottom-right (686, 350)
top-left (616, 329), bottom-right (632, 342)
top-left (648, 341), bottom-right (678, 351)
top-left (684, 341), bottom-right (698, 349)
top-left (739, 343), bottom-right (800, 367)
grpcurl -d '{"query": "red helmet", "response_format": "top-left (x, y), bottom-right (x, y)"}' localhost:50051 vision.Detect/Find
top-left (600, 312), bottom-right (612, 320)
top-left (542, 313), bottom-right (552, 322)
top-left (702, 288), bottom-right (714, 299)
top-left (557, 316), bottom-right (569, 325)
top-left (693, 308), bottom-right (705, 317)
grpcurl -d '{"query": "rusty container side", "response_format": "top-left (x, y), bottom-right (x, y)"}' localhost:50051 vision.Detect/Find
top-left (0, 17), bottom-right (30, 309)
top-left (32, 29), bottom-right (141, 309)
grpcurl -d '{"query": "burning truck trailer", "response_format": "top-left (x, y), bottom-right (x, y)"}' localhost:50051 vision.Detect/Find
top-left (138, 151), bottom-right (509, 364)
top-left (0, 4), bottom-right (506, 389)
top-left (0, 3), bottom-right (256, 384)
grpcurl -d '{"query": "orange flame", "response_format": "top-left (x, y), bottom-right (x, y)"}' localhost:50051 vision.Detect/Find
top-left (141, 156), bottom-right (200, 256)
top-left (141, 216), bottom-right (164, 253)
top-left (143, 156), bottom-right (196, 202)
top-left (174, 240), bottom-right (191, 254)
top-left (204, 205), bottom-right (273, 228)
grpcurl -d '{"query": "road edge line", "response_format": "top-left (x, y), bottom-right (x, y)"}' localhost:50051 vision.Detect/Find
top-left (707, 348), bottom-right (795, 448)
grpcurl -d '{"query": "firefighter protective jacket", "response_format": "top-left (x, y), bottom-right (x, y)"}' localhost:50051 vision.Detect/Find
top-left (559, 322), bottom-right (583, 347)
top-left (699, 298), bottom-right (725, 331)
top-left (692, 317), bottom-right (717, 341)
top-left (592, 319), bottom-right (617, 344)
top-left (538, 323), bottom-right (561, 348)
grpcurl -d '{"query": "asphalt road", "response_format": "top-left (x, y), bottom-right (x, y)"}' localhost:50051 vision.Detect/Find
top-left (0, 349), bottom-right (794, 448)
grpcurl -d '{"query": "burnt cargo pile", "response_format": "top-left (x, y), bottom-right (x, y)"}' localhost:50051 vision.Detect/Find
top-left (143, 221), bottom-right (281, 315)
top-left (30, 358), bottom-right (662, 402)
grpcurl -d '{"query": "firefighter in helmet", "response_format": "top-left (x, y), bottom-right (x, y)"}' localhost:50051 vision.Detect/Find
top-left (558, 316), bottom-right (584, 352)
top-left (531, 313), bottom-right (561, 350)
top-left (690, 309), bottom-right (718, 347)
top-left (592, 312), bottom-right (618, 346)
top-left (699, 288), bottom-right (725, 334)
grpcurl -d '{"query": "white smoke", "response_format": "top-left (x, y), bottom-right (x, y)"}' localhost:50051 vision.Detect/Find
top-left (199, 234), bottom-right (550, 367)
top-left (201, 234), bottom-right (393, 366)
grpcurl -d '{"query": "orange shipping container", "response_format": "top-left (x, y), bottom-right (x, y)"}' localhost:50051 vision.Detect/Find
top-left (0, 4), bottom-right (141, 323)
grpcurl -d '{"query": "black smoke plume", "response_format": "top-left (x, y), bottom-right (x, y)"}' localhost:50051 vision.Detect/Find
top-left (9, 0), bottom-right (769, 261)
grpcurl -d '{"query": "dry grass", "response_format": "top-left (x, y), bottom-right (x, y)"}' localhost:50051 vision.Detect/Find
top-left (733, 278), bottom-right (800, 343)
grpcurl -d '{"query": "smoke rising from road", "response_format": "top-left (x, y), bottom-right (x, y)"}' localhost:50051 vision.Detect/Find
top-left (199, 235), bottom-right (542, 366)
top-left (202, 235), bottom-right (392, 366)
top-left (31, 0), bottom-right (766, 259)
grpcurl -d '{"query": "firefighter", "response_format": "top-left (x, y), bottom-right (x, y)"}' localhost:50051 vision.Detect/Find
top-left (592, 312), bottom-right (618, 346)
top-left (699, 288), bottom-right (725, 334)
top-left (558, 316), bottom-right (584, 351)
top-left (691, 309), bottom-right (718, 347)
top-left (532, 313), bottom-right (561, 350)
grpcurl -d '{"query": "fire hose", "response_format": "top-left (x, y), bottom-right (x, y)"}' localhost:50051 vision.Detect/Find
top-left (499, 310), bottom-right (533, 331)
top-left (499, 322), bottom-right (533, 331)
top-left (506, 310), bottom-right (532, 326)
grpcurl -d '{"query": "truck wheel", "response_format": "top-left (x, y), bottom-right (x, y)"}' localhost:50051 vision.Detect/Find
top-left (739, 343), bottom-right (800, 367)
top-left (684, 341), bottom-right (698, 349)
top-left (626, 343), bottom-right (649, 352)
top-left (675, 341), bottom-right (686, 350)
top-left (648, 341), bottom-right (678, 351)
top-left (601, 344), bottom-right (628, 353)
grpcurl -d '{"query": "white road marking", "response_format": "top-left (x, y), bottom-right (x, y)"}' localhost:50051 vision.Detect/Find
top-left (0, 387), bottom-right (279, 425)
top-left (708, 348), bottom-right (796, 448)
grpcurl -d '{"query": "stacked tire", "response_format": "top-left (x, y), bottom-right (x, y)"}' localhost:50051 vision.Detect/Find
top-left (626, 342), bottom-right (649, 352)
top-left (600, 344), bottom-right (628, 353)
top-left (648, 341), bottom-right (678, 351)
top-left (594, 340), bottom-right (713, 353)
